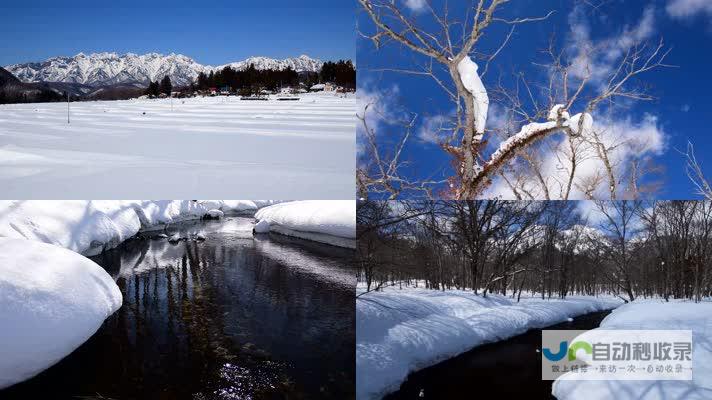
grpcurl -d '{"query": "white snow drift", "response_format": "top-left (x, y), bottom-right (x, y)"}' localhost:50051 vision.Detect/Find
top-left (553, 300), bottom-right (712, 400)
top-left (356, 285), bottom-right (622, 400)
top-left (254, 200), bottom-right (356, 248)
top-left (0, 93), bottom-right (355, 199)
top-left (0, 238), bottom-right (122, 389)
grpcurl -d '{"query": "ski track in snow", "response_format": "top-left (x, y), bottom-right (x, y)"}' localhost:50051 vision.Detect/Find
top-left (0, 93), bottom-right (355, 198)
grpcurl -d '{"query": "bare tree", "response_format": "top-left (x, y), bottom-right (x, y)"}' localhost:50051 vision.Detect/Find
top-left (357, 0), bottom-right (671, 199)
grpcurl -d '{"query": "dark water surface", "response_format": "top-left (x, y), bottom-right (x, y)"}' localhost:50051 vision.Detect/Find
top-left (2, 217), bottom-right (355, 400)
top-left (384, 310), bottom-right (612, 400)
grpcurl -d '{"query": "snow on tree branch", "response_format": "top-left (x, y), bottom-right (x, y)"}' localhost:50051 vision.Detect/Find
top-left (472, 106), bottom-right (593, 191)
top-left (457, 56), bottom-right (489, 137)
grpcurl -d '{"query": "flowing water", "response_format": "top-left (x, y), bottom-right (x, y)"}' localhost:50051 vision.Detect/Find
top-left (2, 217), bottom-right (356, 399)
top-left (384, 310), bottom-right (612, 400)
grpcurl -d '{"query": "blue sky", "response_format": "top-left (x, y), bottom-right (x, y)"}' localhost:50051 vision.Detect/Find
top-left (0, 0), bottom-right (354, 66)
top-left (357, 0), bottom-right (712, 200)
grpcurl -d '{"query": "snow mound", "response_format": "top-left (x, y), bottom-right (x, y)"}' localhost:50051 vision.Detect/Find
top-left (204, 209), bottom-right (224, 219)
top-left (0, 238), bottom-right (122, 389)
top-left (0, 200), bottom-right (277, 256)
top-left (553, 300), bottom-right (712, 400)
top-left (356, 285), bottom-right (622, 400)
top-left (254, 219), bottom-right (271, 234)
top-left (457, 56), bottom-right (489, 135)
top-left (254, 200), bottom-right (355, 248)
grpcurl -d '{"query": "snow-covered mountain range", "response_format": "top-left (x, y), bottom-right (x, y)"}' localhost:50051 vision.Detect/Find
top-left (5, 53), bottom-right (324, 87)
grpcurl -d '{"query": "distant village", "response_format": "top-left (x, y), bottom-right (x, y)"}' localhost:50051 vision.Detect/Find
top-left (147, 81), bottom-right (347, 100)
top-left (142, 60), bottom-right (355, 101)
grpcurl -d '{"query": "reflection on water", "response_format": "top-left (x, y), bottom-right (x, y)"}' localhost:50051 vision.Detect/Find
top-left (2, 217), bottom-right (355, 399)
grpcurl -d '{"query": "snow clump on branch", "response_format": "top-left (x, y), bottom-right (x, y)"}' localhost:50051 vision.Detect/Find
top-left (457, 56), bottom-right (489, 137)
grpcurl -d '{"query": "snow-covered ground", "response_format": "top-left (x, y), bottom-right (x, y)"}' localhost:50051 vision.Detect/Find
top-left (356, 284), bottom-right (622, 400)
top-left (255, 200), bottom-right (356, 248)
top-left (0, 93), bottom-right (354, 198)
top-left (0, 238), bottom-right (122, 389)
top-left (0, 200), bottom-right (279, 256)
top-left (552, 300), bottom-right (712, 400)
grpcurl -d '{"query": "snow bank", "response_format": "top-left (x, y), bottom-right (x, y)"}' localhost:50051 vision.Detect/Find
top-left (0, 200), bottom-right (276, 256)
top-left (553, 300), bottom-right (712, 400)
top-left (254, 219), bottom-right (271, 233)
top-left (254, 200), bottom-right (356, 248)
top-left (0, 238), bottom-right (122, 389)
top-left (457, 56), bottom-right (489, 136)
top-left (356, 285), bottom-right (622, 400)
top-left (197, 200), bottom-right (281, 213)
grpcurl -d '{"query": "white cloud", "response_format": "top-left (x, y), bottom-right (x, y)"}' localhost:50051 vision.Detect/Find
top-left (575, 200), bottom-right (607, 225)
top-left (417, 114), bottom-right (450, 144)
top-left (356, 85), bottom-right (399, 135)
top-left (567, 5), bottom-right (657, 85)
top-left (403, 0), bottom-right (427, 12)
top-left (666, 0), bottom-right (712, 18)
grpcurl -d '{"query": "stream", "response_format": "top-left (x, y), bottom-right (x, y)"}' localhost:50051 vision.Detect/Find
top-left (1, 217), bottom-right (356, 399)
top-left (384, 310), bottom-right (613, 400)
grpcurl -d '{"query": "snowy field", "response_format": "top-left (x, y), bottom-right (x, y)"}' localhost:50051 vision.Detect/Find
top-left (356, 284), bottom-right (622, 400)
top-left (553, 300), bottom-right (712, 400)
top-left (0, 93), bottom-right (355, 198)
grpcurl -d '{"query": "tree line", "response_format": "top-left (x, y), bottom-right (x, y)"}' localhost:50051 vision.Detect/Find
top-left (358, 200), bottom-right (712, 303)
top-left (317, 60), bottom-right (356, 89)
top-left (192, 60), bottom-right (356, 94)
top-left (194, 64), bottom-right (299, 95)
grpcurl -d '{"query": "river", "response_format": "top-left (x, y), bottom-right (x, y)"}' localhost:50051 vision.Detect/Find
top-left (384, 310), bottom-right (612, 400)
top-left (1, 217), bottom-right (355, 399)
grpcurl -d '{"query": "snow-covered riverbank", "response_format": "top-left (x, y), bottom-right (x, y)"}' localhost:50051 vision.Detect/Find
top-left (0, 238), bottom-right (122, 389)
top-left (0, 93), bottom-right (355, 199)
top-left (0, 199), bottom-right (355, 390)
top-left (552, 300), bottom-right (712, 400)
top-left (356, 284), bottom-right (622, 400)
top-left (255, 200), bottom-right (356, 248)
top-left (0, 200), bottom-right (278, 256)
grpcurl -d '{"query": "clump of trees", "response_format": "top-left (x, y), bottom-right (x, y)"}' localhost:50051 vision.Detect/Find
top-left (319, 60), bottom-right (356, 89)
top-left (195, 64), bottom-right (299, 94)
top-left (145, 75), bottom-right (172, 97)
top-left (358, 200), bottom-right (712, 303)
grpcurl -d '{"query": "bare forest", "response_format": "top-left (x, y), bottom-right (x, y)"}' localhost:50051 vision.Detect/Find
top-left (358, 200), bottom-right (712, 302)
